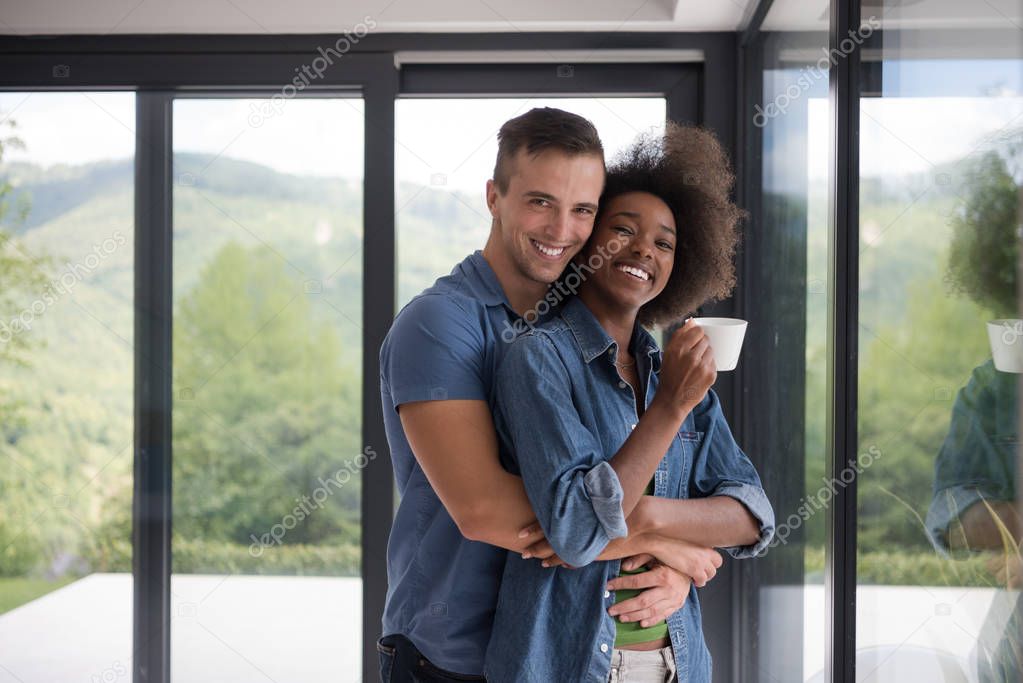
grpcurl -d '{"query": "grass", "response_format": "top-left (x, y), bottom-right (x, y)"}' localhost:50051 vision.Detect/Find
top-left (0, 576), bottom-right (77, 615)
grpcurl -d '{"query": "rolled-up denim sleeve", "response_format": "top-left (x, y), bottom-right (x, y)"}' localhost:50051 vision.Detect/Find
top-left (495, 333), bottom-right (628, 567)
top-left (926, 484), bottom-right (992, 556)
top-left (689, 390), bottom-right (776, 559)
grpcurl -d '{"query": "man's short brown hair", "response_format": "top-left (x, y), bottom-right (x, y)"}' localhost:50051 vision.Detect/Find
top-left (493, 107), bottom-right (605, 194)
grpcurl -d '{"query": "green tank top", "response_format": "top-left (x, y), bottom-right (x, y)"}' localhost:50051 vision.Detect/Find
top-left (614, 479), bottom-right (669, 646)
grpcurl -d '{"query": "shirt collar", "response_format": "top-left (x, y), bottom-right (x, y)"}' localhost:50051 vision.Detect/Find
top-left (459, 250), bottom-right (512, 308)
top-left (560, 296), bottom-right (661, 371)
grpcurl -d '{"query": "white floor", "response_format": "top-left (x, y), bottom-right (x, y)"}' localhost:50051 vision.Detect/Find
top-left (763, 584), bottom-right (1018, 682)
top-left (0, 575), bottom-right (1016, 682)
top-left (0, 573), bottom-right (362, 683)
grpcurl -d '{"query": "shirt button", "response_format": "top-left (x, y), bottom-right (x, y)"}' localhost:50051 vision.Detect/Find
top-left (618, 381), bottom-right (627, 389)
top-left (603, 590), bottom-right (611, 599)
top-left (600, 643), bottom-right (609, 653)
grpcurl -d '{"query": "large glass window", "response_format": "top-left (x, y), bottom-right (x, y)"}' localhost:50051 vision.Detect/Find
top-left (754, 4), bottom-right (831, 679)
top-left (171, 96), bottom-right (365, 683)
top-left (856, 8), bottom-right (1022, 682)
top-left (0, 92), bottom-right (135, 681)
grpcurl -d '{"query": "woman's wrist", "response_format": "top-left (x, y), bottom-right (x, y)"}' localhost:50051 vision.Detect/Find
top-left (628, 495), bottom-right (662, 537)
top-left (647, 393), bottom-right (691, 428)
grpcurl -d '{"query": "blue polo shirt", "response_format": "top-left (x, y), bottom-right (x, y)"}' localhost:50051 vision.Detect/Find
top-left (379, 251), bottom-right (527, 675)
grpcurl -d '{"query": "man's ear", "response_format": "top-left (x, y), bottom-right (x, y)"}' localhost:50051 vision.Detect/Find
top-left (485, 178), bottom-right (500, 219)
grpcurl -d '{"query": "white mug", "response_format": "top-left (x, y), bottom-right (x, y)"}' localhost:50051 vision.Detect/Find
top-left (691, 317), bottom-right (748, 372)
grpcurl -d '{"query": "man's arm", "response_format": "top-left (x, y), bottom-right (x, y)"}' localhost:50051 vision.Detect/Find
top-left (399, 398), bottom-right (544, 552)
top-left (948, 498), bottom-right (1020, 551)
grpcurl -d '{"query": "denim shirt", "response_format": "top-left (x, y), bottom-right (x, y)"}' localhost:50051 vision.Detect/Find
top-left (484, 296), bottom-right (775, 683)
top-left (926, 358), bottom-right (1018, 555)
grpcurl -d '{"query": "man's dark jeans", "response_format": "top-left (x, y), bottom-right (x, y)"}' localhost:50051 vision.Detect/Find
top-left (377, 634), bottom-right (486, 683)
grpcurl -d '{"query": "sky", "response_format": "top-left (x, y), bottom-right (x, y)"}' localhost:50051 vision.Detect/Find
top-left (0, 93), bottom-right (665, 195)
top-left (0, 82), bottom-right (1019, 197)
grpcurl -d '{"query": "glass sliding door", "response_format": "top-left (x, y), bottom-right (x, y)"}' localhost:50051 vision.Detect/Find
top-left (170, 95), bottom-right (365, 683)
top-left (0, 92), bottom-right (135, 682)
top-left (855, 5), bottom-right (1022, 683)
top-left (749, 2), bottom-right (832, 679)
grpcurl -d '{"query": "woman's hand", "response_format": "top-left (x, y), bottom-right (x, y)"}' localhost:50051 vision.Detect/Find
top-left (651, 319), bottom-right (716, 419)
top-left (637, 534), bottom-right (722, 587)
top-left (606, 562), bottom-right (692, 627)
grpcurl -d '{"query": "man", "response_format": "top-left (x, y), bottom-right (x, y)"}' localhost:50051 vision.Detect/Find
top-left (377, 108), bottom-right (771, 681)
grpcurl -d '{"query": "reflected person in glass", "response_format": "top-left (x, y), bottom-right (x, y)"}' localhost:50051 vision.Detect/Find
top-left (926, 144), bottom-right (1021, 683)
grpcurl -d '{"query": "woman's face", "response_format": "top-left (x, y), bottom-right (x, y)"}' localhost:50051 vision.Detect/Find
top-left (580, 191), bottom-right (677, 313)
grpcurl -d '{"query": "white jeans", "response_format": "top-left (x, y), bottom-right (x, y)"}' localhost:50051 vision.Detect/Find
top-left (607, 645), bottom-right (678, 683)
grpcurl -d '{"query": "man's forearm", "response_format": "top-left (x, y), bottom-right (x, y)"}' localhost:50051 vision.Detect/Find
top-left (461, 470), bottom-right (545, 552)
top-left (633, 495), bottom-right (760, 548)
top-left (951, 500), bottom-right (1021, 551)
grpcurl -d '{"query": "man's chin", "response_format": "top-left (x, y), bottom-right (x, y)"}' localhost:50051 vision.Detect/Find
top-left (516, 255), bottom-right (564, 286)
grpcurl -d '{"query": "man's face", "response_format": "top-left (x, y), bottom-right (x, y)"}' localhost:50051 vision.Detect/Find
top-left (486, 148), bottom-right (605, 285)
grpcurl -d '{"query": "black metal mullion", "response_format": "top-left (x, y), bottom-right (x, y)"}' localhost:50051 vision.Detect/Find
top-left (827, 0), bottom-right (861, 680)
top-left (361, 55), bottom-right (398, 683)
top-left (133, 90), bottom-right (174, 683)
top-left (734, 24), bottom-right (765, 683)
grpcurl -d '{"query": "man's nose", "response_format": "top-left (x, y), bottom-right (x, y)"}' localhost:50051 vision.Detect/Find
top-left (546, 208), bottom-right (572, 241)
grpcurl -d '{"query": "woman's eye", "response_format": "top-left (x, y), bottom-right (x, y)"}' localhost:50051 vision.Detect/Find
top-left (658, 241), bottom-right (674, 250)
top-left (612, 225), bottom-right (633, 234)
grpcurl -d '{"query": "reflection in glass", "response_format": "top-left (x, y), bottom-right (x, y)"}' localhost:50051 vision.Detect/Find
top-left (856, 4), bottom-right (1022, 681)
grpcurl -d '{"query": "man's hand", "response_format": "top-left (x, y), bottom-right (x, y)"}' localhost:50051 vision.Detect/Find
top-left (517, 521), bottom-right (572, 567)
top-left (652, 319), bottom-right (716, 418)
top-left (606, 562), bottom-right (692, 627)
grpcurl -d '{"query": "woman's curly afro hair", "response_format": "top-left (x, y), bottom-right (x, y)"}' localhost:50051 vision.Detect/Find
top-left (596, 122), bottom-right (746, 328)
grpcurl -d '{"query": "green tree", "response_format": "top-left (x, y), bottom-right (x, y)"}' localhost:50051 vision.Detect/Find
top-left (945, 150), bottom-right (1020, 316)
top-left (0, 116), bottom-right (50, 577)
top-left (172, 241), bottom-right (361, 552)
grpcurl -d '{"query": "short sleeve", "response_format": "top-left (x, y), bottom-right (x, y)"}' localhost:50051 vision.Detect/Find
top-left (380, 294), bottom-right (488, 410)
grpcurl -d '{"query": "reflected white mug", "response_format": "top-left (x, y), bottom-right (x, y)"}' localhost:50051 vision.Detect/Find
top-left (987, 319), bottom-right (1023, 373)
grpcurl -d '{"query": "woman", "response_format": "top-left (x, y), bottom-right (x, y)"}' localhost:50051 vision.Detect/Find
top-left (483, 124), bottom-right (774, 683)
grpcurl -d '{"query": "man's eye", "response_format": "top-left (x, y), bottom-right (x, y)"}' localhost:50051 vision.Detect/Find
top-left (531, 198), bottom-right (551, 207)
